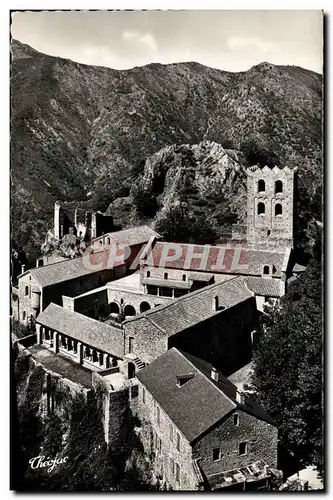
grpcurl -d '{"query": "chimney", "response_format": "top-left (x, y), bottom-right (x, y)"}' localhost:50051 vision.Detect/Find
top-left (211, 366), bottom-right (219, 381)
top-left (21, 264), bottom-right (25, 274)
top-left (236, 389), bottom-right (246, 405)
top-left (212, 295), bottom-right (219, 311)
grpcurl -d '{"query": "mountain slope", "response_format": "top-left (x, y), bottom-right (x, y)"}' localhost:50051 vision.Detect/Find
top-left (10, 40), bottom-right (323, 255)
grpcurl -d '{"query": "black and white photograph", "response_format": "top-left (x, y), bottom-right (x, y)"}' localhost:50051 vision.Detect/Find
top-left (9, 9), bottom-right (324, 492)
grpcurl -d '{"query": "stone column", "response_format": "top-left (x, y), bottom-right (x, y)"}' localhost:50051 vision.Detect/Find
top-left (36, 324), bottom-right (42, 344)
top-left (53, 332), bottom-right (59, 353)
top-left (77, 342), bottom-right (83, 365)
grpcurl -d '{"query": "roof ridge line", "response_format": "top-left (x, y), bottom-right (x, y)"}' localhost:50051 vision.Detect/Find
top-left (41, 303), bottom-right (123, 331)
top-left (124, 276), bottom-right (242, 325)
top-left (176, 348), bottom-right (237, 408)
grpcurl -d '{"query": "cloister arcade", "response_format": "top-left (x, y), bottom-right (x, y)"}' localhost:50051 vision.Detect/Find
top-left (36, 324), bottom-right (119, 371)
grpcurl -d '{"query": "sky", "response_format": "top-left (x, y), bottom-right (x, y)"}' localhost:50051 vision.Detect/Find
top-left (11, 10), bottom-right (323, 73)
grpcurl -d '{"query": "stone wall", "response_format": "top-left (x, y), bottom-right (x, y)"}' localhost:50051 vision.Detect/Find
top-left (124, 317), bottom-right (168, 365)
top-left (134, 380), bottom-right (199, 490)
top-left (107, 288), bottom-right (171, 317)
top-left (193, 410), bottom-right (278, 476)
top-left (17, 274), bottom-right (40, 324)
top-left (42, 268), bottom-right (117, 312)
top-left (246, 166), bottom-right (297, 250)
top-left (168, 297), bottom-right (258, 377)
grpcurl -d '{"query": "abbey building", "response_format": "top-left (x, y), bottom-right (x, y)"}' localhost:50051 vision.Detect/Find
top-left (12, 165), bottom-right (303, 491)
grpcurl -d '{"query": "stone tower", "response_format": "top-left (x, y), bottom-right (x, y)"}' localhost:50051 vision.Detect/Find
top-left (246, 165), bottom-right (298, 250)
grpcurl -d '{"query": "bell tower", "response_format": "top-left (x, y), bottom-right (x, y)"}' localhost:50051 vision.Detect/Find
top-left (246, 165), bottom-right (297, 250)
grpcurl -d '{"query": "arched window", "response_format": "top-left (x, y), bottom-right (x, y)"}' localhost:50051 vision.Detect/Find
top-left (140, 301), bottom-right (151, 313)
top-left (258, 202), bottom-right (265, 215)
top-left (147, 270), bottom-right (150, 278)
top-left (164, 272), bottom-right (168, 280)
top-left (275, 180), bottom-right (283, 194)
top-left (258, 179), bottom-right (265, 192)
top-left (24, 286), bottom-right (29, 296)
top-left (99, 240), bottom-right (103, 246)
top-left (106, 237), bottom-right (111, 245)
top-left (275, 203), bottom-right (283, 216)
top-left (22, 311), bottom-right (26, 321)
top-left (109, 302), bottom-right (120, 316)
top-left (124, 305), bottom-right (136, 317)
top-left (263, 265), bottom-right (270, 275)
top-left (182, 274), bottom-right (186, 281)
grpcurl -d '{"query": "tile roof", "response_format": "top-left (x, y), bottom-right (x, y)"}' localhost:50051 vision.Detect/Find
top-left (137, 348), bottom-right (275, 443)
top-left (36, 303), bottom-right (124, 357)
top-left (125, 276), bottom-right (254, 337)
top-left (148, 242), bottom-right (288, 277)
top-left (27, 253), bottom-right (123, 288)
top-left (92, 225), bottom-right (161, 247)
top-left (244, 277), bottom-right (282, 297)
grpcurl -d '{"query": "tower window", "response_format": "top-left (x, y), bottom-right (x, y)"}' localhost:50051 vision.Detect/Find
top-left (258, 202), bottom-right (265, 215)
top-left (263, 265), bottom-right (270, 275)
top-left (182, 274), bottom-right (186, 281)
top-left (239, 442), bottom-right (248, 456)
top-left (267, 230), bottom-right (271, 236)
top-left (258, 179), bottom-right (265, 192)
top-left (275, 203), bottom-right (283, 216)
top-left (234, 413), bottom-right (239, 426)
top-left (22, 311), bottom-right (26, 321)
top-left (24, 286), bottom-right (29, 296)
top-left (147, 270), bottom-right (150, 278)
top-left (106, 237), bottom-right (111, 245)
top-left (164, 272), bottom-right (168, 280)
top-left (275, 180), bottom-right (283, 193)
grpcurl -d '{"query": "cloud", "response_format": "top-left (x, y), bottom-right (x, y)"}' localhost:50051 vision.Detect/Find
top-left (227, 36), bottom-right (276, 54)
top-left (122, 31), bottom-right (158, 55)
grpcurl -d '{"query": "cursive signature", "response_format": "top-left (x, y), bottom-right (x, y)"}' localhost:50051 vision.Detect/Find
top-left (29, 454), bottom-right (68, 473)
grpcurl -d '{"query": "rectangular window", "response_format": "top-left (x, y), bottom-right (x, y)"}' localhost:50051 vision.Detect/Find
top-left (129, 336), bottom-right (134, 353)
top-left (175, 463), bottom-right (180, 483)
top-left (130, 385), bottom-right (138, 398)
top-left (142, 387), bottom-right (146, 403)
top-left (176, 432), bottom-right (180, 452)
top-left (234, 413), bottom-right (239, 426)
top-left (239, 442), bottom-right (248, 455)
top-left (156, 405), bottom-right (161, 425)
top-left (213, 448), bottom-right (222, 461)
top-left (155, 435), bottom-right (161, 454)
top-left (170, 458), bottom-right (175, 475)
top-left (169, 424), bottom-right (174, 442)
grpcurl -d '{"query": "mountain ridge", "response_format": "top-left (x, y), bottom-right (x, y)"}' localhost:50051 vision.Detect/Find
top-left (10, 39), bottom-right (322, 258)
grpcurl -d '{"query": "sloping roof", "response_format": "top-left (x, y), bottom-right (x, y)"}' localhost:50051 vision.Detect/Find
top-left (36, 303), bottom-right (123, 357)
top-left (137, 348), bottom-right (275, 443)
top-left (292, 262), bottom-right (307, 274)
top-left (93, 225), bottom-right (161, 247)
top-left (27, 253), bottom-right (123, 288)
top-left (125, 276), bottom-right (254, 337)
top-left (244, 277), bottom-right (282, 297)
top-left (148, 242), bottom-right (288, 277)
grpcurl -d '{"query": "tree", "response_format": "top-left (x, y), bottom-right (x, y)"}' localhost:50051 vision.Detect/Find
top-left (241, 139), bottom-right (279, 168)
top-left (252, 259), bottom-right (323, 477)
top-left (155, 204), bottom-right (191, 243)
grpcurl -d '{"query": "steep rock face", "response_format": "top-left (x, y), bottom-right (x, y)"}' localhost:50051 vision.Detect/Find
top-left (135, 141), bottom-right (246, 222)
top-left (11, 40), bottom-right (322, 253)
